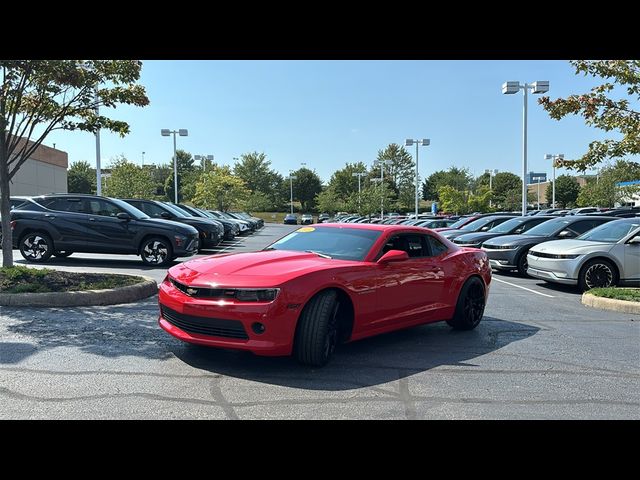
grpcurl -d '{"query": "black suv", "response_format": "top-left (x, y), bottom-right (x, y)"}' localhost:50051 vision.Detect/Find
top-left (10, 194), bottom-right (200, 266)
top-left (123, 199), bottom-right (224, 249)
top-left (169, 203), bottom-right (239, 241)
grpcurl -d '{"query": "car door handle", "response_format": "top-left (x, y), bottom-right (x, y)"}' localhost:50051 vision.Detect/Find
top-left (89, 217), bottom-right (96, 222)
top-left (44, 214), bottom-right (56, 219)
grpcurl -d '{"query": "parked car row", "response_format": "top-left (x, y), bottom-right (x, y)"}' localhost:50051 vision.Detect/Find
top-left (5, 194), bottom-right (264, 267)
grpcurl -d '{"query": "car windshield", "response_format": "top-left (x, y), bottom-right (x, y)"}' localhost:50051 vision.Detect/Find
top-left (577, 220), bottom-right (640, 243)
top-left (488, 217), bottom-right (528, 233)
top-left (526, 218), bottom-right (571, 236)
top-left (109, 198), bottom-right (150, 219)
top-left (161, 203), bottom-right (189, 217)
top-left (447, 217), bottom-right (472, 228)
top-left (460, 217), bottom-right (501, 231)
top-left (266, 226), bottom-right (382, 261)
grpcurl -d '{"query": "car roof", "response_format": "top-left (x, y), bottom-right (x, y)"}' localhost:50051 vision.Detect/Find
top-left (308, 223), bottom-right (439, 233)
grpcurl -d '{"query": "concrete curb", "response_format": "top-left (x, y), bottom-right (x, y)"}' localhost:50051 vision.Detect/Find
top-left (582, 292), bottom-right (640, 315)
top-left (0, 275), bottom-right (158, 307)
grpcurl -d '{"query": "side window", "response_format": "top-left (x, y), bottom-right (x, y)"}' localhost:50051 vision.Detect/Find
top-left (519, 218), bottom-right (547, 233)
top-left (571, 221), bottom-right (599, 235)
top-left (425, 235), bottom-right (448, 257)
top-left (85, 199), bottom-right (125, 217)
top-left (380, 234), bottom-right (427, 258)
top-left (39, 198), bottom-right (83, 213)
top-left (136, 202), bottom-right (165, 218)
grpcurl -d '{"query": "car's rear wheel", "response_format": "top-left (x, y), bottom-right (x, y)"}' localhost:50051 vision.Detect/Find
top-left (578, 258), bottom-right (618, 291)
top-left (53, 251), bottom-right (73, 258)
top-left (19, 232), bottom-right (54, 263)
top-left (447, 277), bottom-right (486, 330)
top-left (294, 290), bottom-right (340, 367)
top-left (140, 237), bottom-right (173, 267)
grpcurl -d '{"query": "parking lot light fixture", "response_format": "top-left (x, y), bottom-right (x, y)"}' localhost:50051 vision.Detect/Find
top-left (405, 138), bottom-right (430, 218)
top-left (374, 159), bottom-right (393, 219)
top-left (288, 171), bottom-right (298, 214)
top-left (544, 153), bottom-right (563, 208)
top-left (352, 171), bottom-right (367, 209)
top-left (161, 128), bottom-right (189, 203)
top-left (502, 80), bottom-right (550, 215)
top-left (194, 154), bottom-right (214, 173)
top-left (485, 169), bottom-right (498, 208)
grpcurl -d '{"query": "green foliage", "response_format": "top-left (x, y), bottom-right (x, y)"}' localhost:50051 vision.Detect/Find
top-left (327, 161), bottom-right (369, 198)
top-left (438, 185), bottom-right (468, 214)
top-left (539, 60), bottom-right (640, 171)
top-left (292, 167), bottom-right (322, 212)
top-left (492, 172), bottom-right (522, 208)
top-left (347, 184), bottom-right (394, 216)
top-left (545, 174), bottom-right (581, 208)
top-left (588, 287), bottom-right (640, 302)
top-left (244, 191), bottom-right (274, 212)
top-left (233, 152), bottom-right (286, 210)
top-left (371, 144), bottom-right (415, 194)
top-left (67, 160), bottom-right (96, 194)
top-left (315, 186), bottom-right (346, 215)
top-left (192, 165), bottom-right (250, 211)
top-left (1, 60), bottom-right (149, 266)
top-left (576, 160), bottom-right (640, 207)
top-left (103, 157), bottom-right (156, 199)
top-left (422, 167), bottom-right (472, 201)
top-left (467, 186), bottom-right (492, 213)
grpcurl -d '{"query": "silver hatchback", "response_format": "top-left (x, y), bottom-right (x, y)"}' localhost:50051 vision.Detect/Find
top-left (527, 218), bottom-right (640, 291)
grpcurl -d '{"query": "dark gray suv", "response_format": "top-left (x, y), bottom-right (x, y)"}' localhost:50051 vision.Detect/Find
top-left (10, 194), bottom-right (200, 266)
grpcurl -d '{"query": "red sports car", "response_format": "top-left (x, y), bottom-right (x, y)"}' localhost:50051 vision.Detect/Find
top-left (158, 224), bottom-right (491, 366)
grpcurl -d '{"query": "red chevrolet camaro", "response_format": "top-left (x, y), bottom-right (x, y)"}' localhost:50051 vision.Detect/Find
top-left (158, 224), bottom-right (491, 366)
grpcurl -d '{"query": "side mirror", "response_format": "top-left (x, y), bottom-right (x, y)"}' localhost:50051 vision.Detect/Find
top-left (628, 235), bottom-right (640, 245)
top-left (377, 249), bottom-right (409, 264)
top-left (160, 211), bottom-right (171, 219)
top-left (558, 230), bottom-right (574, 238)
top-left (117, 212), bottom-right (131, 221)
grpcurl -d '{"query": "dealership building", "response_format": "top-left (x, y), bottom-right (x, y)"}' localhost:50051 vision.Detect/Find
top-left (1, 141), bottom-right (68, 196)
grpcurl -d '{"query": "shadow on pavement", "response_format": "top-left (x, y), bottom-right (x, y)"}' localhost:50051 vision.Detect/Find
top-left (0, 342), bottom-right (38, 364)
top-left (492, 269), bottom-right (582, 296)
top-left (173, 317), bottom-right (539, 390)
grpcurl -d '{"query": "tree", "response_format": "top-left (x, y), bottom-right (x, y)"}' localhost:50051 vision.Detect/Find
top-left (576, 160), bottom-right (640, 207)
top-left (539, 60), bottom-right (640, 171)
top-left (192, 165), bottom-right (249, 211)
top-left (467, 186), bottom-right (492, 213)
top-left (67, 160), bottom-right (96, 194)
top-left (327, 161), bottom-right (369, 199)
top-left (422, 167), bottom-right (473, 202)
top-left (491, 172), bottom-right (521, 209)
top-left (292, 167), bottom-right (322, 212)
top-left (0, 60), bottom-right (148, 266)
top-left (244, 191), bottom-right (273, 212)
top-left (233, 152), bottom-right (274, 193)
top-left (103, 157), bottom-right (155, 199)
top-left (545, 174), bottom-right (581, 208)
top-left (438, 185), bottom-right (468, 214)
top-left (315, 186), bottom-right (346, 215)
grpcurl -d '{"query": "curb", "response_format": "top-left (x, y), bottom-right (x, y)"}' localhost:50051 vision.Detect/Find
top-left (582, 292), bottom-right (640, 315)
top-left (0, 276), bottom-right (158, 307)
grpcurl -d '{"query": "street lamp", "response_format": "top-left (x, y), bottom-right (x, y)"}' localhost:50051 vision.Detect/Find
top-left (351, 172), bottom-right (367, 210)
top-left (194, 154), bottom-right (214, 173)
top-left (502, 80), bottom-right (550, 216)
top-left (141, 151), bottom-right (145, 167)
top-left (485, 169), bottom-right (499, 208)
top-left (373, 159), bottom-right (393, 219)
top-left (287, 171), bottom-right (297, 214)
top-left (544, 154), bottom-right (563, 208)
top-left (79, 62), bottom-right (103, 195)
top-left (161, 128), bottom-right (189, 203)
top-left (405, 138), bottom-right (430, 218)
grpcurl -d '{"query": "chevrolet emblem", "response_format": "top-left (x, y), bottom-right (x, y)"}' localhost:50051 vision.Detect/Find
top-left (186, 288), bottom-right (198, 296)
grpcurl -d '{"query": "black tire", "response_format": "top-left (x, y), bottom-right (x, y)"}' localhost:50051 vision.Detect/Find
top-left (19, 232), bottom-right (54, 263)
top-left (53, 251), bottom-right (73, 258)
top-left (516, 250), bottom-right (530, 276)
top-left (294, 290), bottom-right (340, 367)
top-left (447, 277), bottom-right (486, 331)
top-left (578, 258), bottom-right (618, 291)
top-left (140, 237), bottom-right (173, 267)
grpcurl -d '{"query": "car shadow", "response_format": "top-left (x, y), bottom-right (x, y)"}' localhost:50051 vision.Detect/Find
top-left (172, 317), bottom-right (539, 390)
top-left (492, 269), bottom-right (582, 296)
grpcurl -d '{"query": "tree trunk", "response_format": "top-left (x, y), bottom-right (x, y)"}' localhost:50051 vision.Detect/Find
top-left (0, 130), bottom-right (14, 267)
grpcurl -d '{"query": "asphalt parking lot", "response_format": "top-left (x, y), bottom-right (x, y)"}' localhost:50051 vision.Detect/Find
top-left (1, 224), bottom-right (638, 419)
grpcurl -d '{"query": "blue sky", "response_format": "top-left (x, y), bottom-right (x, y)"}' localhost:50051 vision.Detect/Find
top-left (45, 60), bottom-right (614, 182)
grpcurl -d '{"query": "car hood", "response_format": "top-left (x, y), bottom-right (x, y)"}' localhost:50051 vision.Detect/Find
top-left (454, 232), bottom-right (505, 244)
top-left (143, 218), bottom-right (199, 234)
top-left (168, 249), bottom-right (360, 287)
top-left (179, 218), bottom-right (222, 229)
top-left (482, 234), bottom-right (543, 247)
top-left (530, 239), bottom-right (614, 255)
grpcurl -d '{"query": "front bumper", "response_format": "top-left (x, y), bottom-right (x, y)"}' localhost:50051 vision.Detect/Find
top-left (174, 236), bottom-right (199, 257)
top-left (158, 278), bottom-right (299, 356)
top-left (199, 231), bottom-right (222, 248)
top-left (526, 254), bottom-right (581, 285)
top-left (482, 248), bottom-right (520, 270)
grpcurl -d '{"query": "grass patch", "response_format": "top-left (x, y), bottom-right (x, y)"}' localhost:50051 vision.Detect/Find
top-left (588, 287), bottom-right (640, 303)
top-left (0, 266), bottom-right (145, 294)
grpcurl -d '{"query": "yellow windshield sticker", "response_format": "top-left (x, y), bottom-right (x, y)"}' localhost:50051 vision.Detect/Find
top-left (298, 227), bottom-right (315, 232)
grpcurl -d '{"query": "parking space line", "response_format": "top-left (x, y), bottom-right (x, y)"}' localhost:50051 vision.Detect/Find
top-left (492, 277), bottom-right (555, 298)
top-left (215, 236), bottom-right (248, 254)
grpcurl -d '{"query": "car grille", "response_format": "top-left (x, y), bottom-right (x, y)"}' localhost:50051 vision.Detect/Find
top-left (482, 244), bottom-right (514, 250)
top-left (170, 278), bottom-right (236, 299)
top-left (160, 305), bottom-right (249, 339)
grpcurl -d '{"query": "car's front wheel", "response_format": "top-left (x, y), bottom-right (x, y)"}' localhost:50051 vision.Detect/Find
top-left (516, 250), bottom-right (530, 276)
top-left (19, 232), bottom-right (54, 263)
top-left (578, 258), bottom-right (618, 291)
top-left (294, 290), bottom-right (340, 367)
top-left (140, 237), bottom-right (173, 267)
top-left (447, 277), bottom-right (486, 330)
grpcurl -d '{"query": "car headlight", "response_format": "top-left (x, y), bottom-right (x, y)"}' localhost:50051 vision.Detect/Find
top-left (235, 289), bottom-right (280, 302)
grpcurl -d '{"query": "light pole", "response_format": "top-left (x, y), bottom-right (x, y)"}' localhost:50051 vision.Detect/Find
top-left (141, 151), bottom-right (145, 167)
top-left (374, 159), bottom-right (392, 219)
top-left (485, 169), bottom-right (498, 208)
top-left (537, 176), bottom-right (541, 210)
top-left (405, 139), bottom-right (430, 218)
top-left (352, 172), bottom-right (367, 210)
top-left (288, 171), bottom-right (297, 214)
top-left (161, 129), bottom-right (189, 203)
top-left (544, 154), bottom-right (563, 208)
top-left (194, 154), bottom-right (214, 173)
top-left (502, 80), bottom-right (550, 216)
